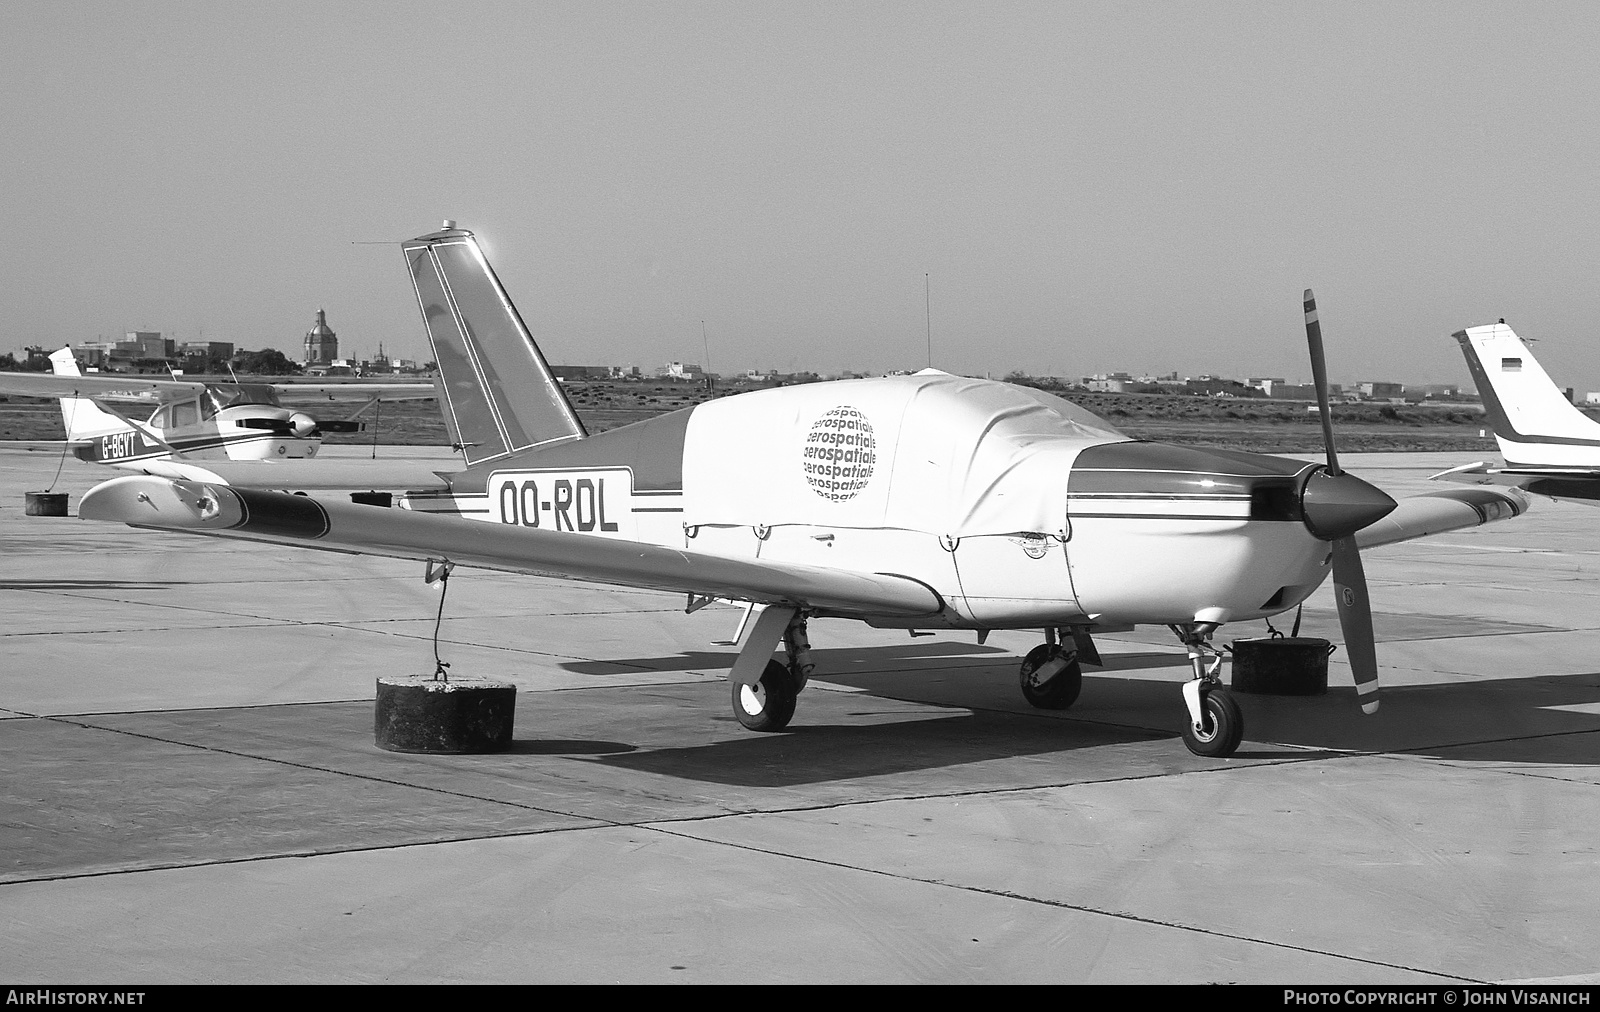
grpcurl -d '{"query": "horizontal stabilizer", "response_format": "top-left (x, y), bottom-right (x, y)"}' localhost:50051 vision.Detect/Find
top-left (119, 458), bottom-right (456, 492)
top-left (79, 475), bottom-right (943, 619)
top-left (1431, 460), bottom-right (1600, 506)
top-left (1356, 487), bottom-right (1529, 550)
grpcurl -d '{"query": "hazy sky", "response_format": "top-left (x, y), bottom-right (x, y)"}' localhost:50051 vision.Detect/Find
top-left (6, 2), bottom-right (1600, 390)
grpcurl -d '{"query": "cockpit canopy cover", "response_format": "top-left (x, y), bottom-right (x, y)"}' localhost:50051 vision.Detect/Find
top-left (683, 372), bottom-right (1126, 538)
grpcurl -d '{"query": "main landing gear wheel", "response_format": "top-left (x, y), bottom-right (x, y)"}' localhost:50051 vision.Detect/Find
top-left (732, 659), bottom-right (798, 732)
top-left (1181, 689), bottom-right (1244, 758)
top-left (1018, 643), bottom-right (1082, 710)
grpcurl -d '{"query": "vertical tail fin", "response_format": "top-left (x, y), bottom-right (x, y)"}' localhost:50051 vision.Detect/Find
top-left (1454, 323), bottom-right (1600, 467)
top-left (402, 223), bottom-right (586, 466)
top-left (49, 348), bottom-right (125, 442)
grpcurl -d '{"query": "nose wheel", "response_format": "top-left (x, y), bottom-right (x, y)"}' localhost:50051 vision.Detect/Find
top-left (1180, 685), bottom-right (1243, 757)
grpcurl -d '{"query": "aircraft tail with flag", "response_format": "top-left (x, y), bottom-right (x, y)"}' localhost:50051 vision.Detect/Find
top-left (1454, 323), bottom-right (1600, 468)
top-left (402, 223), bottom-right (587, 468)
top-left (48, 348), bottom-right (128, 443)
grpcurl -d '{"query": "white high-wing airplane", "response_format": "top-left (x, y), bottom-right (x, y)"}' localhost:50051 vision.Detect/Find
top-left (77, 225), bottom-right (1531, 757)
top-left (1435, 322), bottom-right (1600, 506)
top-left (0, 348), bottom-right (436, 465)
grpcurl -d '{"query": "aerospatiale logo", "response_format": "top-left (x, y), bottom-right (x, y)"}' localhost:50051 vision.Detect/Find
top-left (802, 405), bottom-right (877, 502)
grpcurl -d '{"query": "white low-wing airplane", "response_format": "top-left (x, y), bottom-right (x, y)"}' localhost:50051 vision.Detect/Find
top-left (1435, 322), bottom-right (1600, 506)
top-left (77, 225), bottom-right (1530, 757)
top-left (0, 348), bottom-right (436, 465)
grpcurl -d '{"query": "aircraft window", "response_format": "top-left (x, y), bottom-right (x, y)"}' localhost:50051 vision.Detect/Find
top-left (210, 384), bottom-right (280, 409)
top-left (149, 405), bottom-right (171, 428)
top-left (169, 400), bottom-right (200, 428)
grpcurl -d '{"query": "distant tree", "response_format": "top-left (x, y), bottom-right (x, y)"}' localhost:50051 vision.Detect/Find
top-left (230, 348), bottom-right (301, 376)
top-left (0, 348), bottom-right (50, 372)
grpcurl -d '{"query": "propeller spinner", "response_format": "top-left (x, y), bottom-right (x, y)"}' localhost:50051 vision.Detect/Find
top-left (1304, 289), bottom-right (1392, 714)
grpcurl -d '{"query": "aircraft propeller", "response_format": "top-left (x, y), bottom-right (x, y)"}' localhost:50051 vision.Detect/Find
top-left (236, 413), bottom-right (363, 437)
top-left (1302, 289), bottom-right (1393, 714)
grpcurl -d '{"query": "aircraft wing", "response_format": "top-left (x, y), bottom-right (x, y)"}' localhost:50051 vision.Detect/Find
top-left (77, 476), bottom-right (943, 618)
top-left (1356, 487), bottom-right (1530, 550)
top-left (112, 458), bottom-right (456, 492)
top-left (0, 373), bottom-right (205, 399)
top-left (268, 383), bottom-right (437, 402)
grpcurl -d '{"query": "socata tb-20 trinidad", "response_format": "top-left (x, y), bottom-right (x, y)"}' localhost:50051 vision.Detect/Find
top-left (0, 348), bottom-right (435, 466)
top-left (78, 223), bottom-right (1529, 757)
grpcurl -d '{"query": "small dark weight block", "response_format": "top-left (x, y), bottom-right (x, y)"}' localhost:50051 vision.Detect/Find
top-left (1230, 637), bottom-right (1333, 696)
top-left (24, 492), bottom-right (69, 517)
top-left (375, 676), bottom-right (516, 753)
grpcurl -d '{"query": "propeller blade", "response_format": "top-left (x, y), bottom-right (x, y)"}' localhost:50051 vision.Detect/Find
top-left (1304, 288), bottom-right (1341, 475)
top-left (1331, 535), bottom-right (1380, 714)
top-left (1304, 288), bottom-right (1380, 716)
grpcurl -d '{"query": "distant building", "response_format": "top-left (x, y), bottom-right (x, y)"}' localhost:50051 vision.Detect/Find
top-left (302, 309), bottom-right (337, 367)
top-left (1264, 383), bottom-right (1318, 400)
top-left (659, 361), bottom-right (705, 380)
top-left (1185, 377), bottom-right (1259, 398)
top-left (1356, 381), bottom-right (1404, 400)
top-left (177, 341), bottom-right (234, 374)
top-left (1403, 383), bottom-right (1466, 402)
top-left (552, 365), bottom-right (613, 381)
top-left (1084, 372), bottom-right (1156, 393)
top-left (123, 331), bottom-right (171, 359)
top-left (550, 365), bottom-right (642, 381)
top-left (73, 331), bottom-right (176, 373)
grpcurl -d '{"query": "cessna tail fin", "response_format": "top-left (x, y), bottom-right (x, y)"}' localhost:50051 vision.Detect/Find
top-left (48, 348), bottom-right (125, 442)
top-left (1454, 323), bottom-right (1600, 467)
top-left (402, 223), bottom-right (586, 467)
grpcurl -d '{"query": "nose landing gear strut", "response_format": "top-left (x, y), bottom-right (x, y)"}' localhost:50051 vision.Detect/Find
top-left (1172, 623), bottom-right (1244, 758)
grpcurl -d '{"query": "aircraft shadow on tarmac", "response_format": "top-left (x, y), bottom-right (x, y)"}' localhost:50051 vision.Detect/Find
top-left (505, 738), bottom-right (638, 755)
top-left (556, 640), bottom-right (1009, 677)
top-left (566, 665), bottom-right (1600, 787)
top-left (584, 705), bottom-right (1171, 788)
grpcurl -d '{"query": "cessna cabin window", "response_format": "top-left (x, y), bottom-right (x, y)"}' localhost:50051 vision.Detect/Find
top-left (207, 384), bottom-right (282, 412)
top-left (168, 400), bottom-right (200, 428)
